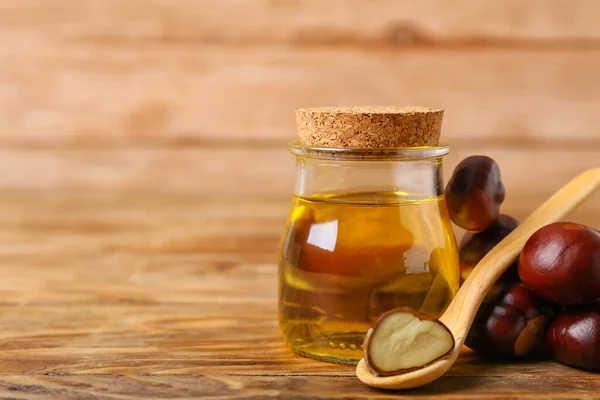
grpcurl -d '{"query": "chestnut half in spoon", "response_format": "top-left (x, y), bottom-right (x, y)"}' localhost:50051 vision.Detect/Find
top-left (356, 168), bottom-right (600, 390)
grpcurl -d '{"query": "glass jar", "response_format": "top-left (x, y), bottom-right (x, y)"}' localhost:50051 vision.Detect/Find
top-left (278, 142), bottom-right (459, 365)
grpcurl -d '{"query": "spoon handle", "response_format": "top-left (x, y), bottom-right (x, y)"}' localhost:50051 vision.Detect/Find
top-left (440, 168), bottom-right (600, 341)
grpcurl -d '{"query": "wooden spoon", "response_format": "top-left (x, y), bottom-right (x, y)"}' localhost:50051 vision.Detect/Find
top-left (356, 167), bottom-right (600, 390)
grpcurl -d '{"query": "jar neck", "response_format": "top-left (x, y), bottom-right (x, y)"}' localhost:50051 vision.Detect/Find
top-left (294, 156), bottom-right (445, 200)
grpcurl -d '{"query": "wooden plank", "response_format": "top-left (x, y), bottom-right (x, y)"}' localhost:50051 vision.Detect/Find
top-left (2, 0), bottom-right (600, 45)
top-left (0, 189), bottom-right (597, 398)
top-left (1, 45), bottom-right (600, 143)
top-left (0, 146), bottom-right (598, 200)
top-left (0, 0), bottom-right (600, 143)
top-left (0, 190), bottom-right (597, 263)
top-left (0, 373), bottom-right (597, 399)
top-left (0, 192), bottom-right (596, 398)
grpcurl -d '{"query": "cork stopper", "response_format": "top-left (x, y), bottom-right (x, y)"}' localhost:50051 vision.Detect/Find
top-left (295, 106), bottom-right (444, 148)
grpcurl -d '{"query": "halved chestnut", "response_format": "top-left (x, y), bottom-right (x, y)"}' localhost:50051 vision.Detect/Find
top-left (363, 308), bottom-right (454, 376)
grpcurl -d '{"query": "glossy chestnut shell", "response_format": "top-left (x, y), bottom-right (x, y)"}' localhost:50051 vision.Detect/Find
top-left (459, 214), bottom-right (519, 283)
top-left (547, 303), bottom-right (600, 370)
top-left (519, 222), bottom-right (600, 306)
top-left (465, 283), bottom-right (554, 357)
top-left (445, 156), bottom-right (505, 232)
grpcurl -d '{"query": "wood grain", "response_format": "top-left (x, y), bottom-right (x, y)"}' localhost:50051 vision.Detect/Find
top-left (0, 1), bottom-right (599, 397)
top-left (4, 0), bottom-right (600, 45)
top-left (0, 190), bottom-right (597, 398)
top-left (0, 1), bottom-right (600, 143)
top-left (0, 373), bottom-right (597, 400)
top-left (2, 46), bottom-right (600, 144)
top-left (1, 145), bottom-right (598, 201)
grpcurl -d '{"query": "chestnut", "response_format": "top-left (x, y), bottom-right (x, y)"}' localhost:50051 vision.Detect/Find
top-left (459, 214), bottom-right (519, 283)
top-left (547, 303), bottom-right (600, 370)
top-left (445, 156), bottom-right (505, 232)
top-left (363, 307), bottom-right (454, 375)
top-left (519, 222), bottom-right (600, 306)
top-left (465, 283), bottom-right (554, 357)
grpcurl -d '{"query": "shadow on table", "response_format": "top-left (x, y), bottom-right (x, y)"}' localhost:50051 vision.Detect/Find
top-left (372, 350), bottom-right (557, 397)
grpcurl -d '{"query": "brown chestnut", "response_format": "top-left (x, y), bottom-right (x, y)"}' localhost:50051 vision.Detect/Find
top-left (519, 222), bottom-right (600, 306)
top-left (547, 303), bottom-right (600, 370)
top-left (465, 283), bottom-right (554, 357)
top-left (445, 156), bottom-right (505, 232)
top-left (459, 214), bottom-right (519, 283)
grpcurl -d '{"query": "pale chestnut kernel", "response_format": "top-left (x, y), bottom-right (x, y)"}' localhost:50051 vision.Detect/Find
top-left (363, 308), bottom-right (455, 376)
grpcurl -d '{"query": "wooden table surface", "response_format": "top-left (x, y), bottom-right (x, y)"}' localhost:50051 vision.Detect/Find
top-left (0, 1), bottom-right (599, 398)
top-left (0, 189), bottom-right (597, 400)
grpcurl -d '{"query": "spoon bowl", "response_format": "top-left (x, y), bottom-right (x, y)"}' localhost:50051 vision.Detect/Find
top-left (357, 168), bottom-right (600, 390)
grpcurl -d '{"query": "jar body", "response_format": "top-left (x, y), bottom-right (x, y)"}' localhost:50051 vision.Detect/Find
top-left (278, 145), bottom-right (459, 364)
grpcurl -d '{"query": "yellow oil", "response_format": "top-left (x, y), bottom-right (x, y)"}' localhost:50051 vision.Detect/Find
top-left (278, 191), bottom-right (459, 364)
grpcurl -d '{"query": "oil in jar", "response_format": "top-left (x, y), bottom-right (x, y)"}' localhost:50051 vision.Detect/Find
top-left (278, 191), bottom-right (459, 364)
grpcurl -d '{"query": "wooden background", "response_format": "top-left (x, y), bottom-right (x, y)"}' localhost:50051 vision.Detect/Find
top-left (1, 0), bottom-right (599, 211)
top-left (0, 1), bottom-right (599, 398)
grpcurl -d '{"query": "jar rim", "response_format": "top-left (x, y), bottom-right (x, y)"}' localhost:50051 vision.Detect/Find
top-left (288, 141), bottom-right (449, 161)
